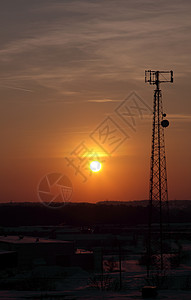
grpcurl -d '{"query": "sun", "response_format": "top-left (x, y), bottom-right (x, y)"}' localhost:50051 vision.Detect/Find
top-left (90, 161), bottom-right (102, 172)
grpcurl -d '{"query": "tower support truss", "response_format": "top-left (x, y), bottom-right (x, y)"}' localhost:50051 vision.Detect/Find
top-left (145, 70), bottom-right (173, 277)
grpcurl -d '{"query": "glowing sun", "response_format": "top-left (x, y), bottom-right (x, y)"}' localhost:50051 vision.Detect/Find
top-left (90, 161), bottom-right (102, 172)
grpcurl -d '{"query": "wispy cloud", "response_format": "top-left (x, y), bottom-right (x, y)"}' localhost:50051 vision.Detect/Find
top-left (168, 114), bottom-right (191, 121)
top-left (0, 0), bottom-right (191, 104)
top-left (86, 99), bottom-right (119, 103)
top-left (0, 84), bottom-right (34, 93)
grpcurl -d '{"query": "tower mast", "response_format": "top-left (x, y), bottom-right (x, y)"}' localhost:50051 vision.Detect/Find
top-left (145, 70), bottom-right (173, 277)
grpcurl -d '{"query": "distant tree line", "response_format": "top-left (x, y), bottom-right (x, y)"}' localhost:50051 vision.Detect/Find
top-left (0, 202), bottom-right (190, 226)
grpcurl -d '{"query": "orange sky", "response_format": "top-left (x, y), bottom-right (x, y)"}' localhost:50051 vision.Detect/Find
top-left (1, 0), bottom-right (191, 203)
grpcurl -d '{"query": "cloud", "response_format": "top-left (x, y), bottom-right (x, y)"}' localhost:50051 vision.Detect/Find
top-left (86, 99), bottom-right (119, 103)
top-left (0, 0), bottom-right (191, 104)
top-left (168, 114), bottom-right (191, 121)
top-left (0, 84), bottom-right (34, 93)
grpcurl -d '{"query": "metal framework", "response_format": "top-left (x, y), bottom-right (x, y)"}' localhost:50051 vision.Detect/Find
top-left (145, 70), bottom-right (173, 277)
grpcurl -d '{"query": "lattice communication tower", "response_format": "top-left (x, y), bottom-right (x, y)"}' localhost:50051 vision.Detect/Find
top-left (145, 70), bottom-right (173, 277)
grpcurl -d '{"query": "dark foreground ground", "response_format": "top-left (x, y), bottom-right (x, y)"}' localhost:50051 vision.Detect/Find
top-left (0, 202), bottom-right (191, 299)
top-left (0, 289), bottom-right (191, 300)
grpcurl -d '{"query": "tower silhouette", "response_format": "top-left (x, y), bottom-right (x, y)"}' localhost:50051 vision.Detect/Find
top-left (145, 70), bottom-right (173, 277)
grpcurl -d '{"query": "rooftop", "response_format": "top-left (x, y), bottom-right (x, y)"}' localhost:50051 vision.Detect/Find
top-left (0, 235), bottom-right (72, 244)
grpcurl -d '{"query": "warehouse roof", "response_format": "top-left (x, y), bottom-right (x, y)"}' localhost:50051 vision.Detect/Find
top-left (0, 235), bottom-right (72, 244)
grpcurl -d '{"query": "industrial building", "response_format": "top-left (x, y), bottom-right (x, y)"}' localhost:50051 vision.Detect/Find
top-left (0, 236), bottom-right (75, 268)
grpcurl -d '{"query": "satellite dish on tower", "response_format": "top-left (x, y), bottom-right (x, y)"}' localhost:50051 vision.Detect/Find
top-left (161, 119), bottom-right (169, 128)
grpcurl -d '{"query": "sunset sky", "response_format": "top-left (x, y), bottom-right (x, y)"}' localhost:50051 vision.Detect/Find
top-left (1, 0), bottom-right (191, 203)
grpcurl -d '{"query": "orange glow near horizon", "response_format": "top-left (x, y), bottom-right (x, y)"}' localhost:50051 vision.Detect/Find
top-left (1, 1), bottom-right (191, 204)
